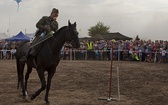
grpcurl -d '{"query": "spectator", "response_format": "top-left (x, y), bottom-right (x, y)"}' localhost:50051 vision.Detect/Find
top-left (86, 40), bottom-right (94, 60)
top-left (11, 47), bottom-right (17, 59)
top-left (80, 43), bottom-right (86, 60)
top-left (160, 47), bottom-right (166, 63)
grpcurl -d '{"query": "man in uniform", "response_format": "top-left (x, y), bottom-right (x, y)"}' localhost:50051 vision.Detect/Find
top-left (20, 8), bottom-right (59, 63)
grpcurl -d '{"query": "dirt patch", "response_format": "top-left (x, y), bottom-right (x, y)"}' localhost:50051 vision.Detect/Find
top-left (0, 60), bottom-right (168, 105)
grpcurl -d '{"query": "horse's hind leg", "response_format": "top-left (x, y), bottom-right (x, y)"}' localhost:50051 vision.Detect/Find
top-left (30, 70), bottom-right (46, 100)
top-left (25, 66), bottom-right (33, 96)
top-left (18, 62), bottom-right (27, 98)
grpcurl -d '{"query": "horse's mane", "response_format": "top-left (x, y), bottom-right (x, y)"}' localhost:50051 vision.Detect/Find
top-left (55, 26), bottom-right (67, 34)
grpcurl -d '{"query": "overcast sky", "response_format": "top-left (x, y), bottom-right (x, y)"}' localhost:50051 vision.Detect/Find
top-left (0, 0), bottom-right (168, 40)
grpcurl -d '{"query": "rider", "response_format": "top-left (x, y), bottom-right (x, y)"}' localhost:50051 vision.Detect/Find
top-left (20, 8), bottom-right (59, 63)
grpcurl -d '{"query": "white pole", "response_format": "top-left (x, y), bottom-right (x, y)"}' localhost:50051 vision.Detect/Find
top-left (117, 66), bottom-right (120, 100)
top-left (118, 50), bottom-right (120, 61)
top-left (25, 29), bottom-right (26, 35)
top-left (9, 16), bottom-right (10, 36)
top-left (154, 52), bottom-right (157, 63)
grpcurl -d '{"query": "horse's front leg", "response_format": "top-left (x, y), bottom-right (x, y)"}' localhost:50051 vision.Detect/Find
top-left (30, 70), bottom-right (46, 100)
top-left (45, 69), bottom-right (56, 104)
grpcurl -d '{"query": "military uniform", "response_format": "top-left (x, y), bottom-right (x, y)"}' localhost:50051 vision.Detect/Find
top-left (20, 8), bottom-right (59, 63)
top-left (28, 16), bottom-right (58, 56)
top-left (36, 16), bottom-right (58, 35)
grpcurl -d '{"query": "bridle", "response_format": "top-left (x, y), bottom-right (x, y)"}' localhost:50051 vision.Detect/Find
top-left (65, 27), bottom-right (77, 42)
top-left (47, 26), bottom-right (78, 57)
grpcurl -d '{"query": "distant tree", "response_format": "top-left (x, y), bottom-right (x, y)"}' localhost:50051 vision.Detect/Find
top-left (88, 21), bottom-right (110, 37)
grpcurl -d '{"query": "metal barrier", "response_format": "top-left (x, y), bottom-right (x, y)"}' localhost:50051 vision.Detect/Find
top-left (60, 49), bottom-right (168, 63)
top-left (0, 50), bottom-right (16, 60)
top-left (0, 49), bottom-right (167, 63)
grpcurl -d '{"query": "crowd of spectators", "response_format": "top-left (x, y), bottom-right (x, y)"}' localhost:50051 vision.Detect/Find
top-left (61, 36), bottom-right (168, 63)
top-left (0, 41), bottom-right (19, 59)
top-left (0, 36), bottom-right (168, 63)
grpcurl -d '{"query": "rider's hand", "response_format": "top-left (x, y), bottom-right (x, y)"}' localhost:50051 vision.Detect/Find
top-left (43, 25), bottom-right (51, 32)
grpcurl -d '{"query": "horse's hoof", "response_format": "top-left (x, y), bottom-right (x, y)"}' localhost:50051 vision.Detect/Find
top-left (45, 102), bottom-right (50, 105)
top-left (21, 95), bottom-right (27, 99)
top-left (24, 96), bottom-right (31, 102)
top-left (30, 94), bottom-right (35, 100)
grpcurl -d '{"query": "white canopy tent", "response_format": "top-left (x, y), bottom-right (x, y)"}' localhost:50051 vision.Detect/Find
top-left (0, 33), bottom-right (9, 40)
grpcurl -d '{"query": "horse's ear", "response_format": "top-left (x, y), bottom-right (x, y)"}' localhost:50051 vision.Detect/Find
top-left (68, 20), bottom-right (71, 26)
top-left (74, 22), bottom-right (76, 27)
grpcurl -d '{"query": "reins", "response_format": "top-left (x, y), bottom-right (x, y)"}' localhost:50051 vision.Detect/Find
top-left (46, 26), bottom-right (77, 57)
top-left (46, 26), bottom-right (71, 57)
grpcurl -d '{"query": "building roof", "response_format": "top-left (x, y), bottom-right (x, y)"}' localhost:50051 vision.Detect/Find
top-left (103, 32), bottom-right (132, 40)
top-left (90, 32), bottom-right (132, 41)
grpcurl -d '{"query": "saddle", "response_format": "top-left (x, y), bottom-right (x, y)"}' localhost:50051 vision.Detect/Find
top-left (29, 32), bottom-right (54, 57)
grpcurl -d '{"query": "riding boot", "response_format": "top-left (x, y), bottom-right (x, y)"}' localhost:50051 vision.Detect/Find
top-left (29, 47), bottom-right (37, 57)
top-left (20, 47), bottom-right (37, 63)
top-left (20, 36), bottom-right (40, 63)
top-left (19, 49), bottom-right (30, 63)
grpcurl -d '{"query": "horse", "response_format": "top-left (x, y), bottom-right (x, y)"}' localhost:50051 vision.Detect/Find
top-left (15, 21), bottom-right (80, 104)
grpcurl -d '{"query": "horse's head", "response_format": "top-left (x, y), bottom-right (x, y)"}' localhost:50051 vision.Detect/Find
top-left (65, 20), bottom-right (80, 48)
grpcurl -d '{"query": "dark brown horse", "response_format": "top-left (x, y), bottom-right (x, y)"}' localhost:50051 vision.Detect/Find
top-left (15, 21), bottom-right (80, 104)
